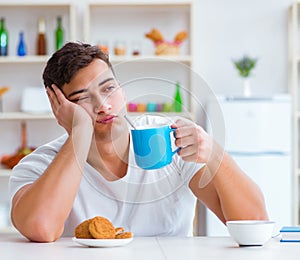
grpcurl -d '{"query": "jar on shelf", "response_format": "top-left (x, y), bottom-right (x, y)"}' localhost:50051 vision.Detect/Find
top-left (137, 103), bottom-right (146, 112)
top-left (162, 103), bottom-right (173, 112)
top-left (146, 103), bottom-right (156, 112)
top-left (155, 103), bottom-right (163, 112)
top-left (114, 41), bottom-right (126, 56)
top-left (127, 102), bottom-right (137, 112)
top-left (97, 40), bottom-right (109, 54)
top-left (131, 41), bottom-right (141, 56)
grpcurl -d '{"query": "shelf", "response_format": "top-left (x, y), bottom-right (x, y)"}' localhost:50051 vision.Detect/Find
top-left (0, 169), bottom-right (11, 177)
top-left (0, 112), bottom-right (54, 120)
top-left (110, 55), bottom-right (192, 64)
top-left (0, 111), bottom-right (191, 118)
top-left (0, 2), bottom-right (75, 7)
top-left (0, 3), bottom-right (77, 57)
top-left (0, 55), bottom-right (192, 65)
top-left (0, 112), bottom-right (193, 121)
top-left (0, 56), bottom-right (49, 64)
top-left (87, 1), bottom-right (192, 7)
top-left (0, 226), bottom-right (18, 234)
top-left (85, 2), bottom-right (191, 58)
top-left (289, 2), bottom-right (300, 225)
top-left (128, 112), bottom-right (192, 119)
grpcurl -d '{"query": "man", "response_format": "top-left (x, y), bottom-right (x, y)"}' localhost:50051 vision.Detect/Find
top-left (9, 42), bottom-right (268, 242)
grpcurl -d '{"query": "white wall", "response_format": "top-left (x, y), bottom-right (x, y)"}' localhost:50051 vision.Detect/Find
top-left (194, 0), bottom-right (292, 96)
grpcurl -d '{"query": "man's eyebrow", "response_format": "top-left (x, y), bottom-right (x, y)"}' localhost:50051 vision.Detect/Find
top-left (98, 77), bottom-right (114, 87)
top-left (68, 88), bottom-right (88, 98)
top-left (68, 77), bottom-right (115, 98)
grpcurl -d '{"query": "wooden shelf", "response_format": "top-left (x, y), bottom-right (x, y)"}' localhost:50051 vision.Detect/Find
top-left (0, 112), bottom-right (54, 120)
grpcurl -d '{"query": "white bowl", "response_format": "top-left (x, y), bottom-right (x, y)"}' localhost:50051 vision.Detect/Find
top-left (226, 220), bottom-right (275, 246)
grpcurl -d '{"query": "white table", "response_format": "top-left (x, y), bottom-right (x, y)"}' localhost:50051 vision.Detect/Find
top-left (1, 233), bottom-right (300, 260)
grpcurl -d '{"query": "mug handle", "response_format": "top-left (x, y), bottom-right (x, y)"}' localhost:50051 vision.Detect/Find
top-left (169, 127), bottom-right (180, 155)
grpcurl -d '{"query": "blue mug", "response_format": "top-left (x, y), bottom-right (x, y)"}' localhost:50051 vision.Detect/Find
top-left (131, 124), bottom-right (179, 170)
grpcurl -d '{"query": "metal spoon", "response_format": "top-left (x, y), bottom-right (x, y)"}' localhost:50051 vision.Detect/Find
top-left (124, 114), bottom-right (136, 129)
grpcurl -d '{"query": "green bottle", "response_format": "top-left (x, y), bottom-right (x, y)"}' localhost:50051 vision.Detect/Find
top-left (173, 82), bottom-right (183, 112)
top-left (55, 16), bottom-right (64, 50)
top-left (0, 17), bottom-right (8, 56)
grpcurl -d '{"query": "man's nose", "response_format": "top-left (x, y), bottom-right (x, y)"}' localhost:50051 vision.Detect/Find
top-left (93, 94), bottom-right (112, 114)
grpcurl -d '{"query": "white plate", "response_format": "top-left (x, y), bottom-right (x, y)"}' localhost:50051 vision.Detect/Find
top-left (72, 237), bottom-right (133, 247)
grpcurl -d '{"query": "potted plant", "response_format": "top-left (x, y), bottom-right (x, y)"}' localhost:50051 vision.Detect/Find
top-left (233, 55), bottom-right (257, 97)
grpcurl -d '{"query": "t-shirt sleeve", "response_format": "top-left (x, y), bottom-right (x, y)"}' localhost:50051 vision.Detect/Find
top-left (8, 141), bottom-right (59, 203)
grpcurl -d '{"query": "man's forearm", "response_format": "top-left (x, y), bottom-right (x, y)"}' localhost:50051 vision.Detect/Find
top-left (11, 124), bottom-right (93, 242)
top-left (211, 152), bottom-right (268, 221)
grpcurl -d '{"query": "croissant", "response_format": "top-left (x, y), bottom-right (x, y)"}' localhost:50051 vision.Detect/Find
top-left (174, 31), bottom-right (188, 42)
top-left (0, 86), bottom-right (9, 97)
top-left (145, 28), bottom-right (164, 42)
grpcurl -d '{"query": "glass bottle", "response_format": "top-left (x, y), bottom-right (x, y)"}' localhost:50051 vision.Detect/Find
top-left (17, 31), bottom-right (26, 56)
top-left (36, 18), bottom-right (47, 55)
top-left (0, 17), bottom-right (8, 56)
top-left (55, 16), bottom-right (64, 50)
top-left (173, 82), bottom-right (183, 112)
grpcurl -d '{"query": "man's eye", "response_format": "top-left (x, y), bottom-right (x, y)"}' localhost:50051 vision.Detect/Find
top-left (104, 85), bottom-right (116, 92)
top-left (71, 96), bottom-right (90, 103)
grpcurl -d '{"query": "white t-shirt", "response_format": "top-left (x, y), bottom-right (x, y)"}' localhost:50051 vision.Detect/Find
top-left (9, 116), bottom-right (204, 237)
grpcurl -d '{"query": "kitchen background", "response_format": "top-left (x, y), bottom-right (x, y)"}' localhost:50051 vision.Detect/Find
top-left (74, 0), bottom-right (290, 96)
top-left (0, 0), bottom-right (296, 235)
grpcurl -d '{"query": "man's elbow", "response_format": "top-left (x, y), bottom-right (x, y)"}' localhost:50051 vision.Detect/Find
top-left (13, 216), bottom-right (63, 243)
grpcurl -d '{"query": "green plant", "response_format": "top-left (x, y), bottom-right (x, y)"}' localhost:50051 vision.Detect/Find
top-left (233, 55), bottom-right (257, 78)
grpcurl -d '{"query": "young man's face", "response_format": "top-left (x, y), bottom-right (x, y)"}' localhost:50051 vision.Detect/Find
top-left (62, 59), bottom-right (127, 132)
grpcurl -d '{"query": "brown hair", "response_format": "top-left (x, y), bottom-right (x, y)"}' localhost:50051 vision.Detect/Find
top-left (42, 42), bottom-right (115, 90)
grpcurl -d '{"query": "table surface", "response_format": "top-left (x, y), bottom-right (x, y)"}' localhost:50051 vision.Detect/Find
top-left (1, 233), bottom-right (300, 260)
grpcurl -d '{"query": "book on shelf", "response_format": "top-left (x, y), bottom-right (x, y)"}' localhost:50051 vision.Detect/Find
top-left (280, 226), bottom-right (300, 242)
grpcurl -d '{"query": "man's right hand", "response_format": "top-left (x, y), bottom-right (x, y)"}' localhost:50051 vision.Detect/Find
top-left (46, 84), bottom-right (93, 135)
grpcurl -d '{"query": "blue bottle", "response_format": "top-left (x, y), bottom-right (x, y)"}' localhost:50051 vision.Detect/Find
top-left (17, 31), bottom-right (26, 56)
